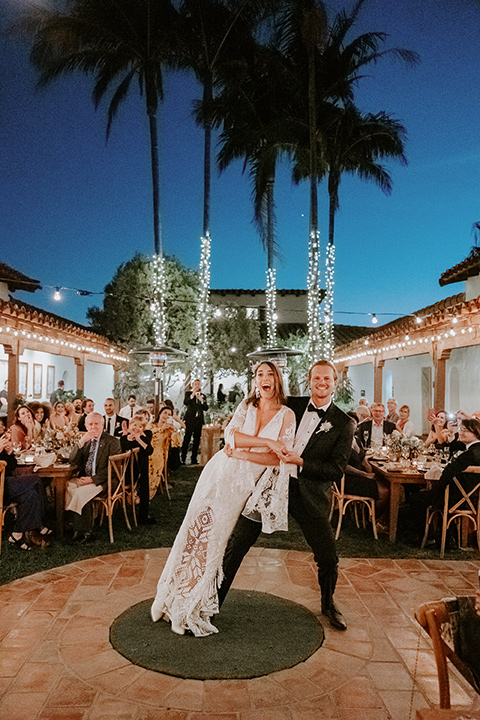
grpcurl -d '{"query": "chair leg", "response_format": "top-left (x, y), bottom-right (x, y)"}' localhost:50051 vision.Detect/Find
top-left (440, 511), bottom-right (448, 559)
top-left (370, 500), bottom-right (378, 540)
top-left (353, 502), bottom-right (361, 529)
top-left (122, 492), bottom-right (132, 532)
top-left (420, 507), bottom-right (432, 550)
top-left (334, 497), bottom-right (345, 540)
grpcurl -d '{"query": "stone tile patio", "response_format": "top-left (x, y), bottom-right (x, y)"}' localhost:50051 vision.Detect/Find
top-left (1, 548), bottom-right (480, 720)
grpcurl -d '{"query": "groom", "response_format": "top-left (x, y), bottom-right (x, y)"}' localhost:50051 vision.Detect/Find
top-left (218, 359), bottom-right (354, 630)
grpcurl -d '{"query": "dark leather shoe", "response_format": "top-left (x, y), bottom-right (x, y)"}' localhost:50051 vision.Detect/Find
top-left (76, 532), bottom-right (96, 545)
top-left (322, 604), bottom-right (347, 631)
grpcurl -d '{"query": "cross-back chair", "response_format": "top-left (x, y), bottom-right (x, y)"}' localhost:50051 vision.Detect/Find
top-left (329, 475), bottom-right (378, 540)
top-left (421, 471), bottom-right (480, 558)
top-left (94, 450), bottom-right (133, 543)
top-left (415, 597), bottom-right (480, 709)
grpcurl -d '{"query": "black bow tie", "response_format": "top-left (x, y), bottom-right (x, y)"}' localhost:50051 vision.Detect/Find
top-left (308, 403), bottom-right (325, 419)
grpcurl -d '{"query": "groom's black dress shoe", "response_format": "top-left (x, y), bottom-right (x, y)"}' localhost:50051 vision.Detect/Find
top-left (322, 604), bottom-right (347, 631)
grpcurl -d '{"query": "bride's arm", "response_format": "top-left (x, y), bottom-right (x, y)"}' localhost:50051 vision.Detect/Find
top-left (228, 447), bottom-right (280, 466)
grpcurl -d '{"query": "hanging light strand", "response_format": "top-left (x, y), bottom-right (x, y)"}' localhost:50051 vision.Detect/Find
top-left (266, 267), bottom-right (277, 347)
top-left (321, 240), bottom-right (335, 360)
top-left (151, 254), bottom-right (166, 346)
top-left (193, 232), bottom-right (211, 380)
top-left (307, 229), bottom-right (321, 362)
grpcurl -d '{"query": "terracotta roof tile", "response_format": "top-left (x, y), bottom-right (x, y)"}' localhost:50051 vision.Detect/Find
top-left (0, 262), bottom-right (41, 292)
top-left (439, 247), bottom-right (480, 286)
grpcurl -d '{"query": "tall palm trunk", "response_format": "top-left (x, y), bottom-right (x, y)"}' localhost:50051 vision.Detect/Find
top-left (265, 177), bottom-right (277, 346)
top-left (203, 74), bottom-right (212, 237)
top-left (146, 77), bottom-right (166, 345)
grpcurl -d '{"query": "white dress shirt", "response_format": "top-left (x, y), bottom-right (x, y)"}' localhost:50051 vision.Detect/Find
top-left (291, 399), bottom-right (332, 478)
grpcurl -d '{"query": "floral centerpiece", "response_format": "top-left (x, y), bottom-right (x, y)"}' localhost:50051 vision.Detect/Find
top-left (386, 430), bottom-right (422, 460)
top-left (37, 423), bottom-right (83, 459)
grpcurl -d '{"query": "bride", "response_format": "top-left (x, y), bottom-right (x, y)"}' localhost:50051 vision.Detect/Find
top-left (151, 361), bottom-right (296, 637)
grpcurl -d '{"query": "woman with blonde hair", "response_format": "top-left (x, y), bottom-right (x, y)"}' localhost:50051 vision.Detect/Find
top-left (151, 361), bottom-right (295, 637)
top-left (396, 405), bottom-right (415, 436)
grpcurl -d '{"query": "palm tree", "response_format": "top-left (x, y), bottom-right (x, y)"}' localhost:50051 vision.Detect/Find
top-left (214, 44), bottom-right (292, 346)
top-left (179, 0), bottom-right (270, 377)
top-left (275, 0), bottom-right (417, 359)
top-left (18, 0), bottom-right (180, 344)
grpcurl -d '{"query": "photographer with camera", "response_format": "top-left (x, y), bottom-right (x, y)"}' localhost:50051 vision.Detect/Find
top-left (181, 379), bottom-right (208, 465)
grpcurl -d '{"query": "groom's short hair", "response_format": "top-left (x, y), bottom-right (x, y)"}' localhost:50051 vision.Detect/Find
top-left (308, 360), bottom-right (338, 382)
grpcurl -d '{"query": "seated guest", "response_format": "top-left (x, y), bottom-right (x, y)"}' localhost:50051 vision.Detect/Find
top-left (424, 410), bottom-right (460, 455)
top-left (50, 401), bottom-right (69, 430)
top-left (356, 403), bottom-right (396, 448)
top-left (354, 404), bottom-right (370, 423)
top-left (163, 398), bottom-right (185, 430)
top-left (120, 394), bottom-right (142, 420)
top-left (345, 413), bottom-right (389, 512)
top-left (66, 412), bottom-right (120, 543)
top-left (145, 399), bottom-right (155, 422)
top-left (65, 402), bottom-right (81, 426)
top-left (28, 402), bottom-right (50, 432)
top-left (77, 398), bottom-right (95, 432)
top-left (0, 420), bottom-right (51, 550)
top-left (103, 398), bottom-right (126, 437)
top-left (121, 414), bottom-right (154, 525)
top-left (416, 418), bottom-right (480, 512)
top-left (358, 397), bottom-right (369, 408)
top-left (396, 405), bottom-right (415, 436)
top-left (217, 383), bottom-right (227, 404)
top-left (26, 402), bottom-right (45, 440)
top-left (386, 398), bottom-right (399, 424)
top-left (10, 405), bottom-right (37, 449)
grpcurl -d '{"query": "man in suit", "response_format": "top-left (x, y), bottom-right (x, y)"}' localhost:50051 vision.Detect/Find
top-left (120, 395), bottom-right (142, 420)
top-left (356, 403), bottom-right (396, 448)
top-left (181, 379), bottom-right (208, 465)
top-left (103, 398), bottom-right (126, 437)
top-left (218, 360), bottom-right (354, 630)
top-left (67, 412), bottom-right (121, 543)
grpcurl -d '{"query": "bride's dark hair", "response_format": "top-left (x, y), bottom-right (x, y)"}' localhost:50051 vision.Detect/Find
top-left (246, 361), bottom-right (287, 408)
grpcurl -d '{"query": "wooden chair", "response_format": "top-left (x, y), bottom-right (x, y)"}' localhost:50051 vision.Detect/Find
top-left (415, 597), bottom-right (480, 709)
top-left (94, 450), bottom-right (132, 543)
top-left (125, 447), bottom-right (139, 527)
top-left (421, 473), bottom-right (480, 558)
top-left (0, 460), bottom-right (11, 555)
top-left (329, 475), bottom-right (378, 540)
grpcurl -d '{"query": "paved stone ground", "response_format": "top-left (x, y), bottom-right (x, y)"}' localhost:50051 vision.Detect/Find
top-left (1, 548), bottom-right (480, 720)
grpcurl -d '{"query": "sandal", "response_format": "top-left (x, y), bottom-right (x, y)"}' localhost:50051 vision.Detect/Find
top-left (8, 534), bottom-right (32, 551)
top-left (39, 527), bottom-right (53, 536)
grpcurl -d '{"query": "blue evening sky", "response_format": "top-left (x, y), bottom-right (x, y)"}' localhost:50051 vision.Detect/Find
top-left (1, 0), bottom-right (480, 327)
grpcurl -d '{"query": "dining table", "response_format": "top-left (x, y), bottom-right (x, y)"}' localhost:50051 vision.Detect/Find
top-left (17, 460), bottom-right (73, 539)
top-left (369, 458), bottom-right (429, 542)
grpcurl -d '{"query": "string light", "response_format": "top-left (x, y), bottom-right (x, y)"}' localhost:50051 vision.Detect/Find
top-left (193, 232), bottom-right (211, 380)
top-left (150, 254), bottom-right (166, 345)
top-left (266, 267), bottom-right (277, 346)
top-left (307, 229), bottom-right (321, 362)
top-left (53, 287), bottom-right (61, 301)
top-left (371, 313), bottom-right (378, 324)
top-left (321, 240), bottom-right (335, 360)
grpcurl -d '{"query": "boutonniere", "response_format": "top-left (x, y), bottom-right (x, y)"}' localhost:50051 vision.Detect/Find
top-left (316, 421), bottom-right (332, 434)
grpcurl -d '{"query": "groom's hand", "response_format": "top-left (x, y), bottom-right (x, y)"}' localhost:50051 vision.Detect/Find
top-left (279, 449), bottom-right (303, 466)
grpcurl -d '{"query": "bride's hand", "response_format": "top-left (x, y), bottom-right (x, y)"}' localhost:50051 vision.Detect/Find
top-left (224, 443), bottom-right (233, 457)
top-left (266, 439), bottom-right (286, 456)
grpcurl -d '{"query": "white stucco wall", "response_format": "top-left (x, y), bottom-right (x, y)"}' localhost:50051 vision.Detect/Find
top-left (446, 346), bottom-right (480, 414)
top-left (84, 361), bottom-right (115, 410)
top-left (347, 363), bottom-right (374, 406)
top-left (382, 354), bottom-right (432, 436)
top-left (16, 350), bottom-right (77, 402)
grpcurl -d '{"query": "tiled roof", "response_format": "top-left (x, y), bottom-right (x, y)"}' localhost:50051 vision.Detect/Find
top-left (0, 262), bottom-right (41, 292)
top-left (277, 322), bottom-right (375, 347)
top-left (335, 292), bottom-right (466, 354)
top-left (439, 247), bottom-right (480, 286)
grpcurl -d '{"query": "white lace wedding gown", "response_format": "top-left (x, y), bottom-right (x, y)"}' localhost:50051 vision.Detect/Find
top-left (150, 400), bottom-right (295, 636)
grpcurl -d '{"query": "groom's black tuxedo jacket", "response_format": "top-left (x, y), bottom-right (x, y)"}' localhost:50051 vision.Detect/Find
top-left (287, 397), bottom-right (355, 517)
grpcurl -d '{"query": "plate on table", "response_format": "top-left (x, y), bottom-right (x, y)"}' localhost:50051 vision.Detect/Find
top-left (385, 462), bottom-right (404, 471)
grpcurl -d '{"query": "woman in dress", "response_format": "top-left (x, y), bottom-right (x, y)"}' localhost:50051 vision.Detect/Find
top-left (151, 362), bottom-right (295, 637)
top-left (149, 405), bottom-right (178, 498)
top-left (396, 405), bottom-right (415, 437)
top-left (10, 405), bottom-right (37, 450)
top-left (50, 401), bottom-right (69, 430)
top-left (120, 414), bottom-right (154, 525)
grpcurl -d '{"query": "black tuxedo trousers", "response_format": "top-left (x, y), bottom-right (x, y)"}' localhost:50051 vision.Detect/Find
top-left (218, 475), bottom-right (338, 608)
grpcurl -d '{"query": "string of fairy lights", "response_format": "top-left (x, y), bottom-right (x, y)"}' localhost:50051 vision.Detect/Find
top-left (192, 232), bottom-right (211, 380)
top-left (322, 240), bottom-right (335, 361)
top-left (266, 267), bottom-right (277, 346)
top-left (151, 254), bottom-right (166, 345)
top-left (307, 229), bottom-right (321, 362)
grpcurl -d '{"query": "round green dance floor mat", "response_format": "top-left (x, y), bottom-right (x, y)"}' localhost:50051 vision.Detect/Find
top-left (110, 589), bottom-right (324, 680)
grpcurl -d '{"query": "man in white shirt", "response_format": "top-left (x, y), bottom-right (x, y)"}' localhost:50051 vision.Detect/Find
top-left (120, 395), bottom-right (142, 420)
top-left (356, 403), bottom-right (396, 448)
top-left (103, 398), bottom-right (126, 437)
